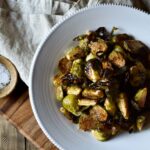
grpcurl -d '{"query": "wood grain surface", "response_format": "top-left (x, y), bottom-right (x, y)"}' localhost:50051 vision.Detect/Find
top-left (0, 79), bottom-right (58, 150)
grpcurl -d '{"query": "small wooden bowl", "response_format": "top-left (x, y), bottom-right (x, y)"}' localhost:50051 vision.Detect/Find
top-left (0, 55), bottom-right (18, 98)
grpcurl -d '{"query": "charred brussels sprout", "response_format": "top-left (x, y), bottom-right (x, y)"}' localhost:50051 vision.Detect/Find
top-left (85, 59), bottom-right (102, 82)
top-left (89, 39), bottom-right (108, 56)
top-left (53, 73), bottom-right (64, 86)
top-left (111, 34), bottom-right (132, 43)
top-left (91, 130), bottom-right (110, 141)
top-left (136, 115), bottom-right (146, 131)
top-left (90, 105), bottom-right (108, 122)
top-left (67, 85), bottom-right (82, 95)
top-left (129, 62), bottom-right (146, 87)
top-left (55, 86), bottom-right (64, 101)
top-left (123, 40), bottom-right (146, 54)
top-left (134, 87), bottom-right (147, 108)
top-left (82, 88), bottom-right (104, 100)
top-left (58, 57), bottom-right (72, 73)
top-left (78, 99), bottom-right (97, 106)
top-left (108, 50), bottom-right (125, 68)
top-left (62, 95), bottom-right (80, 116)
top-left (70, 59), bottom-right (84, 78)
top-left (86, 53), bottom-right (97, 62)
top-left (104, 97), bottom-right (117, 116)
top-left (117, 93), bottom-right (129, 120)
top-left (66, 46), bottom-right (85, 60)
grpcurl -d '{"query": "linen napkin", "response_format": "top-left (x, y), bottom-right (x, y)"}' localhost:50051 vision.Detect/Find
top-left (0, 0), bottom-right (149, 85)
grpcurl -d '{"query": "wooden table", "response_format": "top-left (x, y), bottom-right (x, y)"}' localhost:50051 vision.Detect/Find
top-left (0, 79), bottom-right (58, 150)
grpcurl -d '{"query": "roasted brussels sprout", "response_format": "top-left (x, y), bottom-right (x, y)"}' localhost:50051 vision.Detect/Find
top-left (62, 94), bottom-right (80, 116)
top-left (134, 87), bottom-right (147, 108)
top-left (58, 57), bottom-right (72, 73)
top-left (79, 114), bottom-right (96, 131)
top-left (117, 93), bottom-right (129, 120)
top-left (111, 34), bottom-right (132, 43)
top-left (70, 59), bottom-right (84, 78)
top-left (108, 50), bottom-right (125, 68)
top-left (104, 97), bottom-right (117, 116)
top-left (85, 59), bottom-right (102, 82)
top-left (66, 46), bottom-right (85, 60)
top-left (86, 53), bottom-right (97, 62)
top-left (89, 39), bottom-right (108, 56)
top-left (79, 38), bottom-right (89, 51)
top-left (102, 60), bottom-right (113, 70)
top-left (91, 130), bottom-right (110, 141)
top-left (90, 105), bottom-right (108, 122)
top-left (136, 115), bottom-right (146, 131)
top-left (53, 72), bottom-right (64, 86)
top-left (82, 88), bottom-right (104, 100)
top-left (123, 40), bottom-right (146, 54)
top-left (129, 62), bottom-right (146, 87)
top-left (78, 99), bottom-right (97, 106)
top-left (55, 86), bottom-right (64, 101)
top-left (67, 85), bottom-right (82, 95)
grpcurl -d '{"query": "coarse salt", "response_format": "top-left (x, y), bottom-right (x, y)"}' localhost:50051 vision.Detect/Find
top-left (0, 63), bottom-right (11, 89)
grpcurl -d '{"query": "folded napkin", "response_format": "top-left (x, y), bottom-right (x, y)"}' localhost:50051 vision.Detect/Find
top-left (0, 0), bottom-right (149, 85)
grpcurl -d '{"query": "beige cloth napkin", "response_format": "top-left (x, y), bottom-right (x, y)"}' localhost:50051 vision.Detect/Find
top-left (0, 0), bottom-right (149, 85)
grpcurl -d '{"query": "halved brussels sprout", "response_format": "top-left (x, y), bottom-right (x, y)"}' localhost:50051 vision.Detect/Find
top-left (62, 94), bottom-right (80, 116)
top-left (85, 59), bottom-right (102, 82)
top-left (123, 40), bottom-right (146, 54)
top-left (102, 60), bottom-right (113, 70)
top-left (91, 130), bottom-right (110, 141)
top-left (58, 57), bottom-right (72, 74)
top-left (89, 39), bottom-right (108, 56)
top-left (78, 99), bottom-right (97, 106)
top-left (117, 93), bottom-right (129, 120)
top-left (66, 46), bottom-right (85, 60)
top-left (53, 72), bottom-right (64, 86)
top-left (90, 105), bottom-right (108, 122)
top-left (86, 53), bottom-right (97, 62)
top-left (67, 85), bottom-right (82, 95)
top-left (79, 38), bottom-right (89, 50)
top-left (104, 97), bottom-right (117, 116)
top-left (70, 59), bottom-right (84, 78)
top-left (55, 86), bottom-right (64, 101)
top-left (60, 107), bottom-right (72, 120)
top-left (129, 62), bottom-right (146, 87)
top-left (108, 50), bottom-right (125, 68)
top-left (79, 114), bottom-right (95, 131)
top-left (82, 88), bottom-right (104, 100)
top-left (111, 126), bottom-right (120, 136)
top-left (134, 87), bottom-right (147, 108)
top-left (136, 115), bottom-right (146, 131)
top-left (111, 34), bottom-right (132, 43)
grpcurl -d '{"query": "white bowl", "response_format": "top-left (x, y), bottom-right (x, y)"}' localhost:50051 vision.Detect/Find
top-left (29, 4), bottom-right (150, 150)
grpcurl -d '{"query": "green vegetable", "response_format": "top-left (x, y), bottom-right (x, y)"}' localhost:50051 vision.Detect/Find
top-left (136, 115), bottom-right (146, 131)
top-left (86, 53), bottom-right (96, 62)
top-left (66, 46), bottom-right (85, 60)
top-left (78, 99), bottom-right (97, 106)
top-left (108, 50), bottom-right (125, 68)
top-left (117, 93), bottom-right (129, 120)
top-left (67, 85), bottom-right (82, 95)
top-left (89, 39), bottom-right (108, 56)
top-left (104, 97), bottom-right (117, 116)
top-left (91, 130), bottom-right (110, 141)
top-left (55, 86), bottom-right (64, 101)
top-left (85, 59), bottom-right (102, 82)
top-left (134, 87), bottom-right (147, 108)
top-left (82, 88), bottom-right (104, 100)
top-left (70, 59), bottom-right (84, 78)
top-left (62, 95), bottom-right (80, 116)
